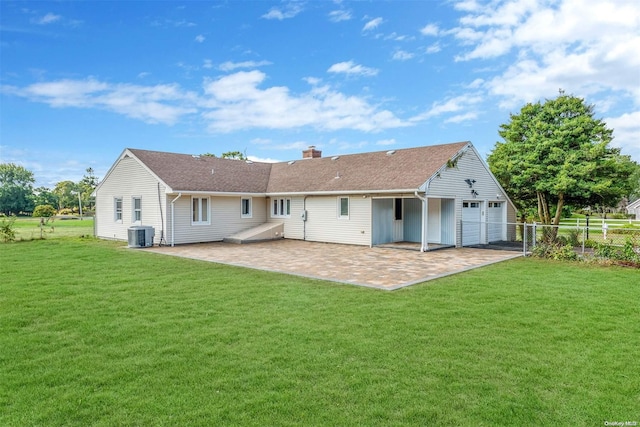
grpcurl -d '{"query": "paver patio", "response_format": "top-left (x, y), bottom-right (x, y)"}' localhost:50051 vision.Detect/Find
top-left (144, 240), bottom-right (522, 290)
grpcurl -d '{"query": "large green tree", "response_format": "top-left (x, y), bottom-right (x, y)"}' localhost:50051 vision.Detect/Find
top-left (0, 163), bottom-right (35, 215)
top-left (54, 180), bottom-right (80, 211)
top-left (488, 93), bottom-right (637, 225)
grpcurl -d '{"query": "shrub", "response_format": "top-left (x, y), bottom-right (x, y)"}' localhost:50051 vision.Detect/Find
top-left (58, 208), bottom-right (74, 215)
top-left (532, 242), bottom-right (578, 261)
top-left (0, 215), bottom-right (17, 242)
top-left (565, 229), bottom-right (581, 247)
top-left (33, 205), bottom-right (57, 218)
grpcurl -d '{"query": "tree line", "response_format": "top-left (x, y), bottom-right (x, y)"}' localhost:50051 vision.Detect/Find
top-left (0, 166), bottom-right (98, 216)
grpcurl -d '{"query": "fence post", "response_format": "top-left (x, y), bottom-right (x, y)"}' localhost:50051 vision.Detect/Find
top-left (532, 222), bottom-right (537, 249)
top-left (523, 223), bottom-right (527, 255)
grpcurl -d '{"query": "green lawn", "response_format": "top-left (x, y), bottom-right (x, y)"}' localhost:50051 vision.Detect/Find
top-left (1, 238), bottom-right (638, 426)
top-left (9, 217), bottom-right (94, 241)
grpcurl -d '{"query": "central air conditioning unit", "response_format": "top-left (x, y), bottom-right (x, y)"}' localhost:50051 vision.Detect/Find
top-left (128, 226), bottom-right (155, 248)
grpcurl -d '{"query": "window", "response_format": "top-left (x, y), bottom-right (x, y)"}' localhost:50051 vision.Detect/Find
top-left (192, 197), bottom-right (210, 225)
top-left (114, 197), bottom-right (123, 222)
top-left (394, 198), bottom-right (403, 220)
top-left (271, 198), bottom-right (291, 217)
top-left (132, 197), bottom-right (141, 222)
top-left (338, 197), bottom-right (349, 219)
top-left (241, 197), bottom-right (252, 218)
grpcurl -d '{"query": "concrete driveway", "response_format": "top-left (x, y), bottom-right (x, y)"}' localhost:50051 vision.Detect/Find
top-left (144, 240), bottom-right (522, 290)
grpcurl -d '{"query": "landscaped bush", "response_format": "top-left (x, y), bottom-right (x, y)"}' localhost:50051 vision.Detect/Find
top-left (532, 242), bottom-right (578, 261)
top-left (58, 208), bottom-right (74, 215)
top-left (33, 205), bottom-right (57, 218)
top-left (0, 215), bottom-right (17, 242)
top-left (594, 237), bottom-right (640, 267)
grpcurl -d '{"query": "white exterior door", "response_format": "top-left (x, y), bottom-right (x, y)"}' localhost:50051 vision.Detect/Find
top-left (487, 201), bottom-right (504, 242)
top-left (462, 201), bottom-right (481, 246)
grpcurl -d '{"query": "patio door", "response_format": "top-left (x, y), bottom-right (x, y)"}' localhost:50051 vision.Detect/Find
top-left (372, 199), bottom-right (393, 245)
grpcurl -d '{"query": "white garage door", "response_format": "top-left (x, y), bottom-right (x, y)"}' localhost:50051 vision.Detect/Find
top-left (462, 201), bottom-right (481, 246)
top-left (488, 202), bottom-right (504, 242)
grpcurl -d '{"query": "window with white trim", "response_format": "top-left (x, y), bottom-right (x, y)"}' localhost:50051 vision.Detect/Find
top-left (271, 198), bottom-right (291, 217)
top-left (132, 196), bottom-right (142, 223)
top-left (338, 196), bottom-right (349, 219)
top-left (114, 197), bottom-right (123, 222)
top-left (241, 197), bottom-right (252, 218)
top-left (192, 197), bottom-right (210, 225)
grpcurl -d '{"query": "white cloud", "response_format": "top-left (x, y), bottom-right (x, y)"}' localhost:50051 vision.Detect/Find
top-left (194, 34), bottom-right (205, 43)
top-left (328, 10), bottom-right (351, 22)
top-left (327, 61), bottom-right (378, 77)
top-left (450, 0), bottom-right (640, 106)
top-left (218, 60), bottom-right (272, 72)
top-left (392, 50), bottom-right (414, 61)
top-left (606, 111), bottom-right (640, 160)
top-left (425, 43), bottom-right (441, 54)
top-left (3, 71), bottom-right (411, 134)
top-left (262, 2), bottom-right (304, 20)
top-left (201, 70), bottom-right (410, 132)
top-left (420, 23), bottom-right (439, 36)
top-left (410, 94), bottom-right (483, 122)
top-left (203, 59), bottom-right (213, 69)
top-left (35, 13), bottom-right (61, 25)
top-left (362, 17), bottom-right (383, 32)
top-left (2, 78), bottom-right (198, 125)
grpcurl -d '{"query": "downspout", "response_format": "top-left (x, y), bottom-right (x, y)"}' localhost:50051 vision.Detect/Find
top-left (302, 195), bottom-right (309, 241)
top-left (170, 193), bottom-right (182, 247)
top-left (414, 191), bottom-right (428, 252)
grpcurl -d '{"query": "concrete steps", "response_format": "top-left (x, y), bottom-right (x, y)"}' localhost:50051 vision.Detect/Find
top-left (223, 222), bottom-right (284, 244)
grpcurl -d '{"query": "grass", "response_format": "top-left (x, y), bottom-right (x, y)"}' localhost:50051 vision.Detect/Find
top-left (9, 217), bottom-right (94, 241)
top-left (1, 238), bottom-right (639, 426)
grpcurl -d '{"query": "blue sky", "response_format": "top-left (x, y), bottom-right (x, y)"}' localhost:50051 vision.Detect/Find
top-left (1, 0), bottom-right (639, 188)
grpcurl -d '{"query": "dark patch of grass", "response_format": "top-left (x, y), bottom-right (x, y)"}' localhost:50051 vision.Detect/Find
top-left (1, 239), bottom-right (638, 426)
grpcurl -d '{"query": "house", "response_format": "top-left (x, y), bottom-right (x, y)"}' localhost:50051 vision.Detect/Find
top-left (93, 141), bottom-right (517, 250)
top-left (627, 198), bottom-right (640, 220)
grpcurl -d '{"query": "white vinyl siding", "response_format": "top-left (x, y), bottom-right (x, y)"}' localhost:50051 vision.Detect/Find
top-left (192, 197), bottom-right (210, 225)
top-left (304, 196), bottom-right (370, 246)
top-left (169, 196), bottom-right (268, 244)
top-left (94, 154), bottom-right (166, 244)
top-left (427, 147), bottom-right (515, 247)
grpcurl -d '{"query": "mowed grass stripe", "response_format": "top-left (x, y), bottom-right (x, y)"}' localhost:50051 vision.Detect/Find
top-left (1, 238), bottom-right (638, 426)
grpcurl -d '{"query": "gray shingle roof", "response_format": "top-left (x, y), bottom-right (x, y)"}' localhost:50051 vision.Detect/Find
top-left (128, 149), bottom-right (272, 193)
top-left (128, 141), bottom-right (469, 194)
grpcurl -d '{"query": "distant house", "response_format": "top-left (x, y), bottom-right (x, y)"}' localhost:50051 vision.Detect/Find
top-left (627, 199), bottom-right (640, 220)
top-left (93, 141), bottom-right (516, 250)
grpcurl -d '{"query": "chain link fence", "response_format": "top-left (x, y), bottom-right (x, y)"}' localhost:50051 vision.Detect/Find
top-left (523, 222), bottom-right (640, 257)
top-left (461, 219), bottom-right (640, 257)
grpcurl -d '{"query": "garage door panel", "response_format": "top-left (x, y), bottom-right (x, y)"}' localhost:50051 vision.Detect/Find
top-left (462, 201), bottom-right (481, 246)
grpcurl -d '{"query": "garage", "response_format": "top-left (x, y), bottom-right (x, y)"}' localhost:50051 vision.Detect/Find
top-left (487, 201), bottom-right (504, 242)
top-left (462, 201), bottom-right (481, 246)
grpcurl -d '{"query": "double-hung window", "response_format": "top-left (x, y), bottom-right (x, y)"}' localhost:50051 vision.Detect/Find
top-left (271, 198), bottom-right (291, 218)
top-left (192, 197), bottom-right (210, 225)
top-left (241, 197), bottom-right (252, 218)
top-left (338, 197), bottom-right (349, 219)
top-left (114, 197), bottom-right (123, 222)
top-left (132, 197), bottom-right (142, 223)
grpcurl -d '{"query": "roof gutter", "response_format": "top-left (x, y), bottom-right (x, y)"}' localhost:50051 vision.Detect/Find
top-left (170, 193), bottom-right (182, 247)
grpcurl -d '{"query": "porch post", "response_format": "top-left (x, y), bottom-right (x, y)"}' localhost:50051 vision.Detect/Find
top-left (423, 197), bottom-right (429, 252)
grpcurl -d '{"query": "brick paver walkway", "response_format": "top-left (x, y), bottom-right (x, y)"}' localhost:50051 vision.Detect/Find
top-left (144, 240), bottom-right (522, 290)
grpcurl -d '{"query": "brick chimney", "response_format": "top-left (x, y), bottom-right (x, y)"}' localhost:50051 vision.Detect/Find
top-left (302, 145), bottom-right (322, 159)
